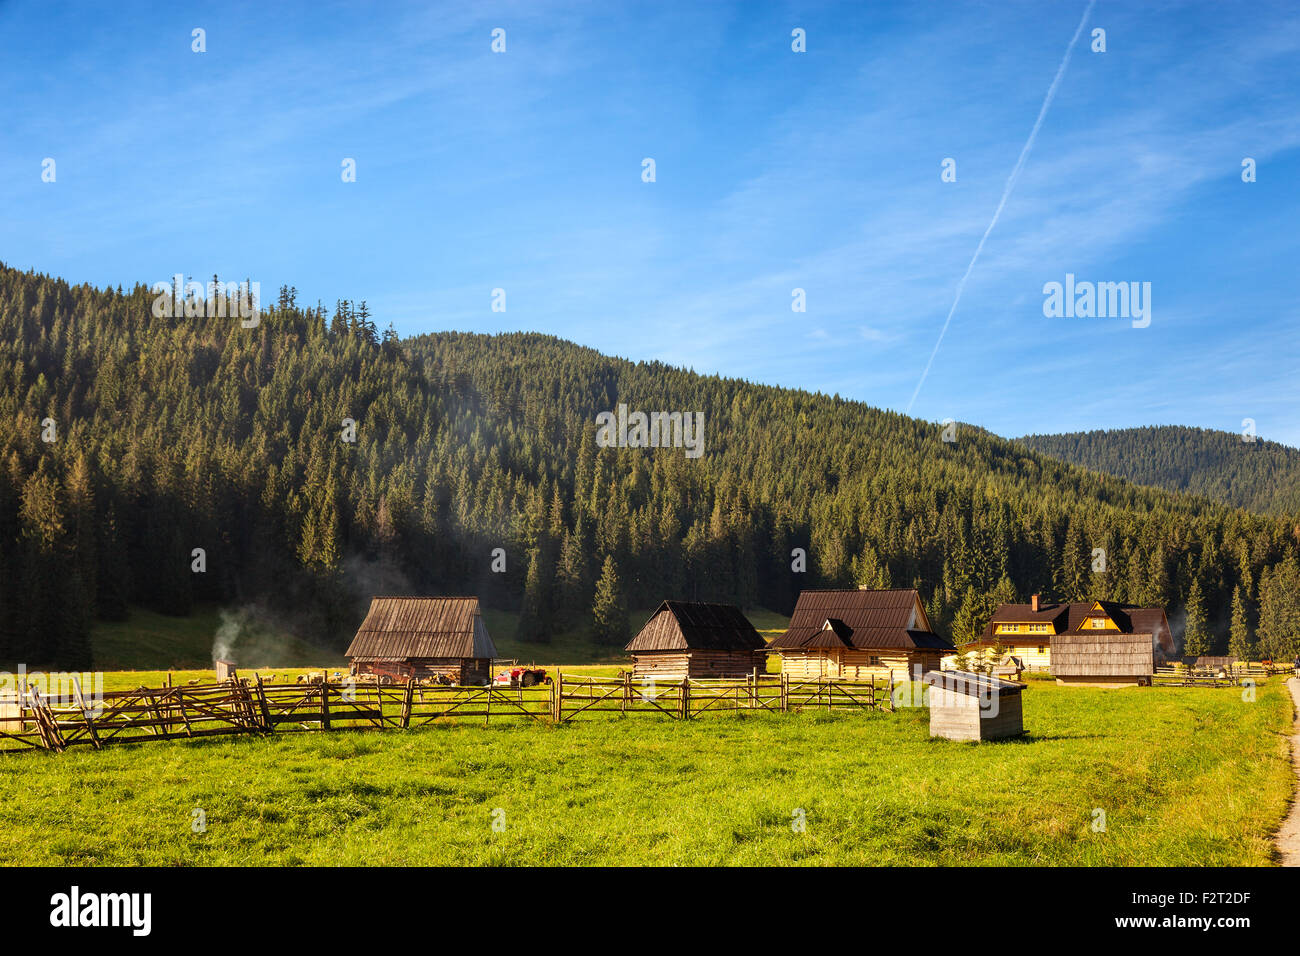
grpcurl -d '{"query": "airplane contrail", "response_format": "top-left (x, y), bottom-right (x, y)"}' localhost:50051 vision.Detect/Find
top-left (906, 0), bottom-right (1096, 415)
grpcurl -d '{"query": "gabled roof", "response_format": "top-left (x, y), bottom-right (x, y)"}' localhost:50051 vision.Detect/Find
top-left (626, 601), bottom-right (766, 652)
top-left (768, 589), bottom-right (955, 652)
top-left (345, 597), bottom-right (497, 661)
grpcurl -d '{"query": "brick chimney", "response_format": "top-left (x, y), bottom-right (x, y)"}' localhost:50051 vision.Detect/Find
top-left (1031, 593), bottom-right (1040, 612)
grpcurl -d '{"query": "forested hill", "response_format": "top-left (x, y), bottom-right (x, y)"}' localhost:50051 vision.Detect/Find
top-left (2, 262), bottom-right (1298, 669)
top-left (1017, 427), bottom-right (1300, 516)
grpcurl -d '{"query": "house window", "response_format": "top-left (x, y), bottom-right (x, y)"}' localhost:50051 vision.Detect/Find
top-left (1037, 645), bottom-right (1047, 654)
top-left (1091, 617), bottom-right (1107, 628)
top-left (868, 656), bottom-right (882, 666)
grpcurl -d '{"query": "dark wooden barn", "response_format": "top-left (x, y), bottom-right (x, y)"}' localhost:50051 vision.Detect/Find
top-left (345, 596), bottom-right (497, 685)
top-left (625, 601), bottom-right (767, 679)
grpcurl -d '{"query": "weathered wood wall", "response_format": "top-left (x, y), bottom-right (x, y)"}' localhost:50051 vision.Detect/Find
top-left (777, 648), bottom-right (944, 681)
top-left (631, 649), bottom-right (763, 679)
top-left (355, 658), bottom-right (491, 684)
top-left (928, 691), bottom-right (1023, 741)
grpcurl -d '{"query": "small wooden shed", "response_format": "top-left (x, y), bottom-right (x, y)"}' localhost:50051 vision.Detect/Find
top-left (625, 601), bottom-right (766, 679)
top-left (345, 596), bottom-right (497, 685)
top-left (923, 670), bottom-right (1025, 741)
top-left (1050, 633), bottom-right (1154, 687)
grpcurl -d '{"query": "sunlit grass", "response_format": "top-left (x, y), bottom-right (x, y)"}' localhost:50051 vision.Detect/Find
top-left (0, 676), bottom-right (1290, 866)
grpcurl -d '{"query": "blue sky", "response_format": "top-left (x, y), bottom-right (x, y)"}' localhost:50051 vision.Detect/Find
top-left (3, 1), bottom-right (1299, 444)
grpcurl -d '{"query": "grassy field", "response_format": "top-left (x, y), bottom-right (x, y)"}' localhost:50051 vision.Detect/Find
top-left (0, 676), bottom-right (1291, 866)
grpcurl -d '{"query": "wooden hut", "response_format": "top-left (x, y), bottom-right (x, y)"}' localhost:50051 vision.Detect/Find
top-left (625, 601), bottom-right (766, 679)
top-left (1050, 633), bottom-right (1154, 687)
top-left (766, 588), bottom-right (956, 681)
top-left (923, 670), bottom-right (1026, 741)
top-left (345, 596), bottom-right (497, 685)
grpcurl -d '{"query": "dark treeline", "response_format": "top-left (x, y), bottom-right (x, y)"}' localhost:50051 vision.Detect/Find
top-left (2, 262), bottom-right (1299, 669)
top-left (1018, 425), bottom-right (1300, 516)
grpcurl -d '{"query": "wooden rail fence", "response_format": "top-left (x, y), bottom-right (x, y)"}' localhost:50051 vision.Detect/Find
top-left (0, 672), bottom-right (892, 756)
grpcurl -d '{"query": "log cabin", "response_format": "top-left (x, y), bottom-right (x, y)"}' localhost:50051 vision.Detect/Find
top-left (766, 588), bottom-right (956, 681)
top-left (625, 601), bottom-right (766, 679)
top-left (964, 595), bottom-right (1174, 672)
top-left (345, 596), bottom-right (497, 685)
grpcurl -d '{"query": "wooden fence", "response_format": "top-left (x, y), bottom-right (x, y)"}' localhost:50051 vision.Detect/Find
top-left (554, 672), bottom-right (891, 720)
top-left (1152, 661), bottom-right (1296, 687)
top-left (0, 672), bottom-right (892, 756)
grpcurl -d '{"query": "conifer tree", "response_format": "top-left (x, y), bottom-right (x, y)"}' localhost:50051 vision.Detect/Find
top-left (1227, 586), bottom-right (1254, 661)
top-left (590, 555), bottom-right (628, 646)
top-left (1182, 578), bottom-right (1211, 657)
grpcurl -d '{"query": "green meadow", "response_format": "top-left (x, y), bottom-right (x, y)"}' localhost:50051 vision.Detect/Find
top-left (0, 672), bottom-right (1291, 866)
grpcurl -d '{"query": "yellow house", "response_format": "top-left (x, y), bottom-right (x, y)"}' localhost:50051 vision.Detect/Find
top-left (956, 595), bottom-right (1174, 672)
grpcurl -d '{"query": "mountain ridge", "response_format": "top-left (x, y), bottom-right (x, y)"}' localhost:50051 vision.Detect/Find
top-left (2, 262), bottom-right (1298, 669)
top-left (1017, 425), bottom-right (1300, 516)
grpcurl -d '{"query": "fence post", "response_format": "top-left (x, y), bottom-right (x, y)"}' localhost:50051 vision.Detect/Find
top-left (622, 671), bottom-right (630, 714)
top-left (255, 676), bottom-right (274, 733)
top-left (30, 686), bottom-right (66, 753)
top-left (401, 678), bottom-right (414, 729)
top-left (73, 675), bottom-right (102, 750)
top-left (680, 678), bottom-right (690, 720)
top-left (320, 680), bottom-right (330, 730)
top-left (780, 672), bottom-right (788, 712)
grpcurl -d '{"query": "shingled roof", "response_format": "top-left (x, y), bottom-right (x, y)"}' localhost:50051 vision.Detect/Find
top-left (626, 601), bottom-right (766, 652)
top-left (768, 589), bottom-right (955, 652)
top-left (345, 597), bottom-right (497, 661)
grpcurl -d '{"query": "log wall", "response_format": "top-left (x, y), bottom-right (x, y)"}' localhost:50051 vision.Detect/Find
top-left (355, 658), bottom-right (491, 684)
top-left (777, 649), bottom-right (945, 682)
top-left (631, 650), bottom-right (763, 679)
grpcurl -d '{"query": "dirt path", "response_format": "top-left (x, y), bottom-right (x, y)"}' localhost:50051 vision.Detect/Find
top-left (1279, 679), bottom-right (1300, 866)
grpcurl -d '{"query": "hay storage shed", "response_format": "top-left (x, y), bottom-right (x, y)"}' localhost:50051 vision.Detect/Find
top-left (625, 601), bottom-right (766, 679)
top-left (1050, 633), bottom-right (1154, 687)
top-left (346, 596), bottom-right (497, 685)
top-left (923, 670), bottom-right (1025, 741)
